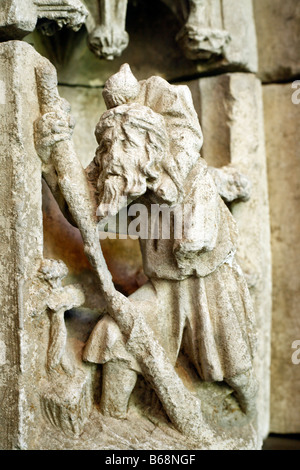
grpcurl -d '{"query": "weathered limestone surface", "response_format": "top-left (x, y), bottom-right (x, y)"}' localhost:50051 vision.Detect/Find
top-left (0, 0), bottom-right (293, 453)
top-left (50, 86), bottom-right (144, 299)
top-left (0, 40), bottom-right (96, 450)
top-left (83, 0), bottom-right (259, 72)
top-left (0, 0), bottom-right (37, 40)
top-left (220, 0), bottom-right (257, 73)
top-left (183, 0), bottom-right (258, 73)
top-left (85, 0), bottom-right (129, 60)
top-left (187, 73), bottom-right (272, 440)
top-left (0, 42), bottom-right (263, 448)
top-left (0, 40), bottom-right (44, 449)
top-left (31, 61), bottom-right (262, 450)
top-left (0, 0), bottom-right (88, 41)
top-left (52, 70), bottom-right (271, 445)
top-left (263, 84), bottom-right (300, 433)
top-left (253, 0), bottom-right (300, 82)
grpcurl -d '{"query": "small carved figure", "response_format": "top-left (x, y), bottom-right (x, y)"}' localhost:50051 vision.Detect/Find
top-left (34, 62), bottom-right (258, 435)
top-left (39, 259), bottom-right (85, 375)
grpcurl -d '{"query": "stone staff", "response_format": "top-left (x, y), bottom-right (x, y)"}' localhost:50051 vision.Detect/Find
top-left (34, 59), bottom-right (207, 437)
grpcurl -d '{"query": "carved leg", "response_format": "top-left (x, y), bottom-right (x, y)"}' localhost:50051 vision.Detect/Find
top-left (225, 370), bottom-right (258, 418)
top-left (47, 308), bottom-right (67, 372)
top-left (101, 361), bottom-right (138, 419)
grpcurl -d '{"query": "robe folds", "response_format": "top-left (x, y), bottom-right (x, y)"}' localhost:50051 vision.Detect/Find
top-left (84, 165), bottom-right (257, 382)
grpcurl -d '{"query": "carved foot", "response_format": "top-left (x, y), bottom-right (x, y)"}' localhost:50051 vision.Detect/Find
top-left (226, 371), bottom-right (258, 419)
top-left (40, 368), bottom-right (93, 437)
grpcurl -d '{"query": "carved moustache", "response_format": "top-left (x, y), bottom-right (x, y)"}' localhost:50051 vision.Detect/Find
top-left (97, 169), bottom-right (147, 219)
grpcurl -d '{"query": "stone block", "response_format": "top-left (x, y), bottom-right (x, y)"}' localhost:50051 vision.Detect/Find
top-left (40, 368), bottom-right (93, 437)
top-left (187, 73), bottom-right (272, 439)
top-left (0, 40), bottom-right (95, 450)
top-left (0, 0), bottom-right (37, 40)
top-left (253, 0), bottom-right (300, 82)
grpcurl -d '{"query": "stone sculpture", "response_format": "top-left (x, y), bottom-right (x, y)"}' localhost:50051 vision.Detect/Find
top-left (34, 61), bottom-right (259, 442)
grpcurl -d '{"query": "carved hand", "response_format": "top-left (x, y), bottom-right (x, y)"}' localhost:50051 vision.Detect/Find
top-left (208, 165), bottom-right (252, 203)
top-left (34, 106), bottom-right (75, 164)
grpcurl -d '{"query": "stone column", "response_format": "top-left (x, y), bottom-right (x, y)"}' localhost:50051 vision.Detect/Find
top-left (0, 40), bottom-right (44, 449)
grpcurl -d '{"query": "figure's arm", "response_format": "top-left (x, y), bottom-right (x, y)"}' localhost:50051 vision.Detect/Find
top-left (42, 162), bottom-right (77, 226)
top-left (34, 106), bottom-right (96, 227)
top-left (173, 170), bottom-right (220, 266)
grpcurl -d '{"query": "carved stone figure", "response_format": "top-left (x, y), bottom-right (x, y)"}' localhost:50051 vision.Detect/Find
top-left (85, 64), bottom-right (257, 416)
top-left (38, 259), bottom-right (85, 376)
top-left (34, 62), bottom-right (258, 438)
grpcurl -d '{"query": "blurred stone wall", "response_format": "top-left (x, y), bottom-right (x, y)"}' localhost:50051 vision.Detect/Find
top-left (253, 0), bottom-right (300, 434)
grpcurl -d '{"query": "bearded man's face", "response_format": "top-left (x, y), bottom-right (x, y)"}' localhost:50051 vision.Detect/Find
top-left (96, 121), bottom-right (149, 219)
